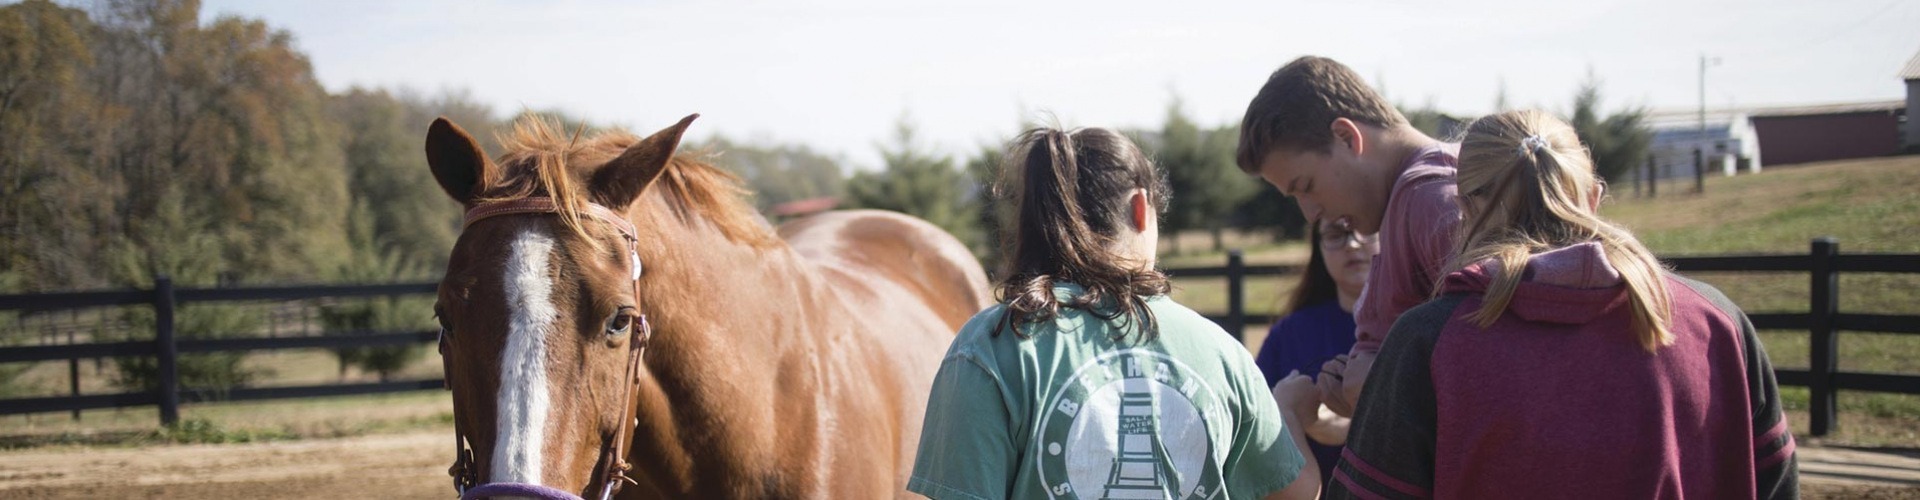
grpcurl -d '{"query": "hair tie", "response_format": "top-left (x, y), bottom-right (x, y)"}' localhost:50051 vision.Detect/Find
top-left (1518, 135), bottom-right (1550, 156)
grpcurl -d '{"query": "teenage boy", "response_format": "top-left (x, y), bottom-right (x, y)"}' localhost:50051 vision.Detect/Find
top-left (1236, 56), bottom-right (1459, 417)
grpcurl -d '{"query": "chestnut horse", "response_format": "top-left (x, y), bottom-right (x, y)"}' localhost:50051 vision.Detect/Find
top-left (425, 114), bottom-right (990, 499)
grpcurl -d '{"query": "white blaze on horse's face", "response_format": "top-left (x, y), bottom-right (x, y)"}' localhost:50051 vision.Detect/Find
top-left (494, 227), bottom-right (558, 486)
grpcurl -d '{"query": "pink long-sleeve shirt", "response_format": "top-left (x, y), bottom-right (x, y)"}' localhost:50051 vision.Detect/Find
top-left (1352, 143), bottom-right (1459, 353)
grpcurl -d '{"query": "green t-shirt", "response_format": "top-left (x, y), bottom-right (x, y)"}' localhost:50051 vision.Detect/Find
top-left (909, 283), bottom-right (1303, 500)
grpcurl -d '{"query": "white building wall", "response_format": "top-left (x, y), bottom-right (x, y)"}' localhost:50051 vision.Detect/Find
top-left (1645, 113), bottom-right (1761, 181)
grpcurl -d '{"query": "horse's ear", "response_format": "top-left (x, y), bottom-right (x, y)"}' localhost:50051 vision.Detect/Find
top-left (426, 117), bottom-right (496, 205)
top-left (593, 113), bottom-right (699, 209)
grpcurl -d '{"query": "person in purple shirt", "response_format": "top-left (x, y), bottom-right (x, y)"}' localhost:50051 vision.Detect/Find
top-left (1325, 110), bottom-right (1797, 499)
top-left (1254, 218), bottom-right (1377, 485)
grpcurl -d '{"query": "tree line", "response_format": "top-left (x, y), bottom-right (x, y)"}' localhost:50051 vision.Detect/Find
top-left (0, 0), bottom-right (1651, 391)
top-left (1, 0), bottom-right (1654, 294)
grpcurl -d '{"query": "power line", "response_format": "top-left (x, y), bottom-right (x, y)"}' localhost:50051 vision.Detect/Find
top-left (1725, 0), bottom-right (1914, 58)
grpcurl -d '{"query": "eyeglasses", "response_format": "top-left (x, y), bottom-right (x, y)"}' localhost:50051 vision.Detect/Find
top-left (1318, 226), bottom-right (1376, 250)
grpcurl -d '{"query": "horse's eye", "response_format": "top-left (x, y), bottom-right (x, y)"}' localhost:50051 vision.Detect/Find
top-left (605, 308), bottom-right (634, 338)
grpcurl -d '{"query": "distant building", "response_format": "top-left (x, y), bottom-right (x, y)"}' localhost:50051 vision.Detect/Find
top-left (767, 196), bottom-right (839, 220)
top-left (1645, 99), bottom-right (1908, 175)
top-left (1903, 48), bottom-right (1920, 151)
top-left (1748, 100), bottom-right (1905, 166)
top-left (1644, 108), bottom-right (1762, 180)
top-left (1630, 49), bottom-right (1916, 180)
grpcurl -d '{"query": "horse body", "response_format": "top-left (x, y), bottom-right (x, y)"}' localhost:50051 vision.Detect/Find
top-left (428, 115), bottom-right (989, 499)
top-left (618, 206), bottom-right (987, 498)
top-left (774, 210), bottom-right (993, 490)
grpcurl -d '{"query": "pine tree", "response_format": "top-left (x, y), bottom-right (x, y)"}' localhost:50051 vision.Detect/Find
top-left (1145, 101), bottom-right (1257, 253)
top-left (1571, 69), bottom-right (1652, 183)
top-left (699, 135), bottom-right (848, 211)
top-left (845, 115), bottom-right (980, 249)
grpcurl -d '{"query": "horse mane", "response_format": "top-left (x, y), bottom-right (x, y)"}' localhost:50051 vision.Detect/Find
top-left (479, 114), bottom-right (778, 249)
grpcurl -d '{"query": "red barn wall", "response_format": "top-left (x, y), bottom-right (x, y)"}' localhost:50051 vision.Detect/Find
top-left (1750, 111), bottom-right (1902, 165)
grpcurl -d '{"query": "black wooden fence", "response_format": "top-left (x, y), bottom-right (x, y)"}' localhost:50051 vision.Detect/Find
top-left (2, 238), bottom-right (1914, 436)
top-left (0, 279), bottom-right (440, 426)
top-left (1176, 238), bottom-right (1920, 437)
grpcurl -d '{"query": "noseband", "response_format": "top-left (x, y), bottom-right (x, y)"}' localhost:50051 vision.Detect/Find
top-left (443, 197), bottom-right (654, 500)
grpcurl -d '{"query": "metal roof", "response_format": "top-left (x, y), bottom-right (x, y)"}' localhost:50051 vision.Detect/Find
top-left (1902, 47), bottom-right (1920, 80)
top-left (1651, 100), bottom-right (1905, 123)
top-left (1746, 100), bottom-right (1905, 118)
top-left (1645, 109), bottom-right (1750, 130)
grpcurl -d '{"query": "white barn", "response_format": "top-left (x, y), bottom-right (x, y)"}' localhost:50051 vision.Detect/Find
top-left (1643, 108), bottom-right (1762, 181)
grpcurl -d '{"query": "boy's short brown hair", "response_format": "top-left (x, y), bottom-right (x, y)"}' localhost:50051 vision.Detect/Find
top-left (1235, 56), bottom-right (1407, 173)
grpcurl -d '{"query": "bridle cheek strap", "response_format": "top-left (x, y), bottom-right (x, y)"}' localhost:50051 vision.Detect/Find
top-left (446, 197), bottom-right (652, 500)
top-left (600, 314), bottom-right (650, 498)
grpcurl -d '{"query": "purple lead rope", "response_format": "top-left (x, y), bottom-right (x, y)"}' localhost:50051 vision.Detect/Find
top-left (461, 482), bottom-right (585, 500)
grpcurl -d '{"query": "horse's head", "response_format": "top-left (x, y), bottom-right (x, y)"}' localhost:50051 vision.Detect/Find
top-left (425, 114), bottom-right (696, 500)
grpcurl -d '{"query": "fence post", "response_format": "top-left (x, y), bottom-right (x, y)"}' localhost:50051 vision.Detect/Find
top-left (69, 343), bottom-right (80, 420)
top-left (68, 311), bottom-right (81, 420)
top-left (1809, 238), bottom-right (1838, 436)
top-left (154, 275), bottom-right (181, 427)
top-left (1226, 250), bottom-right (1246, 341)
top-left (1633, 158), bottom-right (1643, 198)
top-left (1693, 148), bottom-right (1706, 194)
top-left (1646, 152), bottom-right (1659, 198)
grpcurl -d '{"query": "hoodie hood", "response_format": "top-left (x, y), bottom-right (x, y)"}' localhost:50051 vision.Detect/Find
top-left (1440, 242), bottom-right (1630, 324)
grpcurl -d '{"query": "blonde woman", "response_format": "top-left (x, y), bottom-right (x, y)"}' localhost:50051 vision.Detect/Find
top-left (1320, 110), bottom-right (1797, 499)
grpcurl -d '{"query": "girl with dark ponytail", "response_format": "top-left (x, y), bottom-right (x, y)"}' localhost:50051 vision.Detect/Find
top-left (996, 127), bottom-right (1171, 340)
top-left (910, 126), bottom-right (1318, 500)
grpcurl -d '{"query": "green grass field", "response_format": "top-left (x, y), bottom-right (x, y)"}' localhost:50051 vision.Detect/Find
top-left (1609, 156), bottom-right (1920, 447)
top-left (0, 349), bottom-right (451, 448)
top-left (1168, 155), bottom-right (1920, 447)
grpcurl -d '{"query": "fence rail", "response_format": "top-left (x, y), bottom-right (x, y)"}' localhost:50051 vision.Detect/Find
top-left (3, 238), bottom-right (1915, 436)
top-left (1172, 238), bottom-right (1919, 437)
top-left (0, 279), bottom-right (440, 425)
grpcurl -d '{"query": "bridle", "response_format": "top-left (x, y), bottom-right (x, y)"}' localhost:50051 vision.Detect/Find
top-left (442, 197), bottom-right (654, 500)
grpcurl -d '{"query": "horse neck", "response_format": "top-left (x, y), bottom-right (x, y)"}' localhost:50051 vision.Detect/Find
top-left (620, 197), bottom-right (832, 495)
top-left (628, 199), bottom-right (810, 338)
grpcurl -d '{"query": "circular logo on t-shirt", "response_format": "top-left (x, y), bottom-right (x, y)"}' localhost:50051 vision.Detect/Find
top-left (1035, 349), bottom-right (1230, 499)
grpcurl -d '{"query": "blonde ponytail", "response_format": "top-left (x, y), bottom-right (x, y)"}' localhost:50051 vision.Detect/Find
top-left (1449, 110), bottom-right (1673, 352)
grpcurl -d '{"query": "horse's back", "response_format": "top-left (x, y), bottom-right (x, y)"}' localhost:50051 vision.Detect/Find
top-left (776, 210), bottom-right (990, 495)
top-left (778, 209), bottom-right (991, 331)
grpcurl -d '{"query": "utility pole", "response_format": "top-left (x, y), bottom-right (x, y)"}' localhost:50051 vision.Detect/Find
top-left (1697, 54), bottom-right (1720, 194)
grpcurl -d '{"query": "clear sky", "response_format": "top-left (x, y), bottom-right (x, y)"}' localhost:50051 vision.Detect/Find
top-left (198, 0), bottom-right (1920, 169)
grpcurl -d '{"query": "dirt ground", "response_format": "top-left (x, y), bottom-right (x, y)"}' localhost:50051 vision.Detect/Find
top-left (0, 431), bottom-right (447, 499)
top-left (1, 429), bottom-right (1917, 499)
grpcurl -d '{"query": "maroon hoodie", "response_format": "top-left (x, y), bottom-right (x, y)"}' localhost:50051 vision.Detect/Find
top-left (1326, 242), bottom-right (1798, 499)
